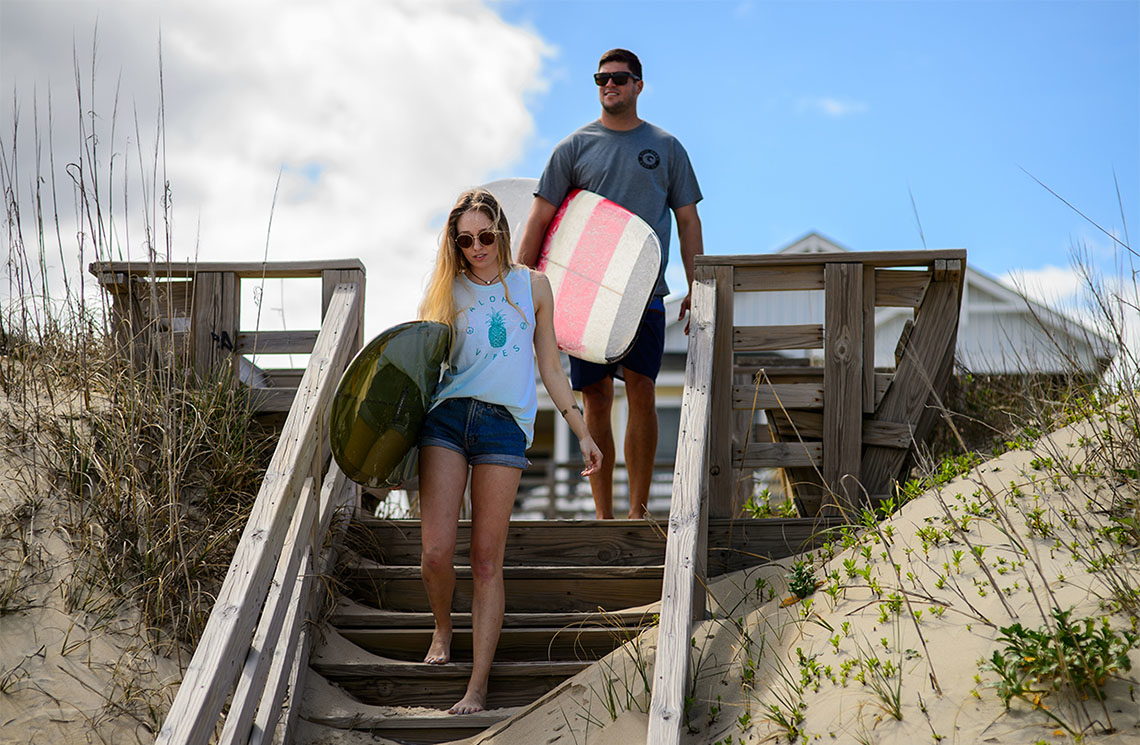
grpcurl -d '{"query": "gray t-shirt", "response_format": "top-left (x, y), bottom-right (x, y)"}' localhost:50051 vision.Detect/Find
top-left (536, 120), bottom-right (702, 297)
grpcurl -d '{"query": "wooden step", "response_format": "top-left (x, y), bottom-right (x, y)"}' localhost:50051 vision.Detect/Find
top-left (307, 711), bottom-right (511, 745)
top-left (341, 561), bottom-right (665, 613)
top-left (312, 655), bottom-right (588, 709)
top-left (346, 517), bottom-right (669, 567)
top-left (338, 625), bottom-right (642, 662)
top-left (345, 517), bottom-right (842, 575)
top-left (330, 597), bottom-right (656, 629)
top-left (301, 670), bottom-right (518, 745)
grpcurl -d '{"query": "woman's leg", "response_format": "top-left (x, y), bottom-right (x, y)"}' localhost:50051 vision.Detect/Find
top-left (448, 463), bottom-right (521, 714)
top-left (418, 445), bottom-right (469, 664)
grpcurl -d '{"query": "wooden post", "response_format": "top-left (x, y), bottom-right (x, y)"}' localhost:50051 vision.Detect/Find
top-left (191, 271), bottom-right (239, 382)
top-left (323, 268), bottom-right (365, 351)
top-left (862, 265), bottom-right (877, 414)
top-left (647, 267), bottom-right (715, 745)
top-left (707, 264), bottom-right (735, 518)
top-left (823, 263), bottom-right (863, 517)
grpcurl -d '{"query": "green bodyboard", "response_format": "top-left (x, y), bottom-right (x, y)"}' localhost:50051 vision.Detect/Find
top-left (330, 321), bottom-right (451, 488)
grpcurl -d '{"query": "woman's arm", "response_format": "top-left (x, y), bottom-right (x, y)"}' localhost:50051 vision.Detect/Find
top-left (530, 270), bottom-right (602, 476)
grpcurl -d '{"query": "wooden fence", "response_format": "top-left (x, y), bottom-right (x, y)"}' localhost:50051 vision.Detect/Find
top-left (649, 249), bottom-right (965, 744)
top-left (90, 259), bottom-right (365, 412)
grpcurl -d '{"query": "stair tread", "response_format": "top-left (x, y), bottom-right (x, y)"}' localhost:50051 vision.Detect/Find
top-left (344, 560), bottom-right (665, 578)
top-left (331, 599), bottom-right (655, 628)
top-left (312, 657), bottom-right (590, 676)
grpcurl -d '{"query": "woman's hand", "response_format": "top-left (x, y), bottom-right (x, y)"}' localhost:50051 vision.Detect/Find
top-left (579, 436), bottom-right (602, 477)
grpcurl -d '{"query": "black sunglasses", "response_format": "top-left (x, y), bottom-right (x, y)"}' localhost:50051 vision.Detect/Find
top-left (456, 230), bottom-right (498, 250)
top-left (594, 71), bottom-right (640, 86)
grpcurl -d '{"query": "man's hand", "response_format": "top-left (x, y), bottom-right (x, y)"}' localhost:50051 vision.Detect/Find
top-left (679, 293), bottom-right (692, 335)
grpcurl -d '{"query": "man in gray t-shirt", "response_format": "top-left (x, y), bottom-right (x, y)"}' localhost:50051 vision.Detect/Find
top-left (517, 48), bottom-right (704, 520)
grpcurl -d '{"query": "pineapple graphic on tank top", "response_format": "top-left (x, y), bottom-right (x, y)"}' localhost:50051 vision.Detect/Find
top-left (429, 268), bottom-right (539, 445)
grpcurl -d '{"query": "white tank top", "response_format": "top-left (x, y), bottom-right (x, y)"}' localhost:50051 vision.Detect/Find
top-left (432, 267), bottom-right (538, 445)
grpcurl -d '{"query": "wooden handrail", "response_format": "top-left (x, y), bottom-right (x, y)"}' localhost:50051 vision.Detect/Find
top-left (90, 258), bottom-right (365, 279)
top-left (155, 281), bottom-right (361, 745)
top-left (647, 267), bottom-right (717, 744)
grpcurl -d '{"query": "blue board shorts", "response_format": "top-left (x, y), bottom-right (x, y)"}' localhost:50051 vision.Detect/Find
top-left (419, 397), bottom-right (529, 469)
top-left (570, 297), bottom-right (666, 390)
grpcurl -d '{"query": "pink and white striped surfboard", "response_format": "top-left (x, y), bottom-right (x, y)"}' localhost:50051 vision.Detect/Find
top-left (483, 179), bottom-right (661, 364)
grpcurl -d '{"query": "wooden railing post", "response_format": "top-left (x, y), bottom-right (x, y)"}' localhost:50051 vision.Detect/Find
top-left (822, 263), bottom-right (864, 516)
top-left (707, 264), bottom-right (735, 518)
top-left (648, 267), bottom-right (716, 745)
top-left (191, 271), bottom-right (239, 382)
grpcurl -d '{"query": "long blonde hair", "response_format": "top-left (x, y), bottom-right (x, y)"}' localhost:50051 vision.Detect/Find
top-left (419, 188), bottom-right (523, 327)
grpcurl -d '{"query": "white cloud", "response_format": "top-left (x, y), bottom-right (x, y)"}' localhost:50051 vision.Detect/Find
top-left (798, 96), bottom-right (869, 118)
top-left (1, 0), bottom-right (551, 336)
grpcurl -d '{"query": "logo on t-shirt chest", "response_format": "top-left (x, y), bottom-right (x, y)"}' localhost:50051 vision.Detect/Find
top-left (638, 149), bottom-right (660, 170)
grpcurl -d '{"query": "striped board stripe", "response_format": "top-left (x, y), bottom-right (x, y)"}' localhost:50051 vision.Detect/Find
top-left (537, 189), bottom-right (661, 364)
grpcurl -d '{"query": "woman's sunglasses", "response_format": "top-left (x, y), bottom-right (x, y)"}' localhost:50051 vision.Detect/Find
top-left (594, 72), bottom-right (640, 86)
top-left (456, 230), bottom-right (498, 250)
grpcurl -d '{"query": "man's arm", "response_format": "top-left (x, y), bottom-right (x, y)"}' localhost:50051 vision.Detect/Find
top-left (674, 202), bottom-right (704, 333)
top-left (516, 195), bottom-right (559, 268)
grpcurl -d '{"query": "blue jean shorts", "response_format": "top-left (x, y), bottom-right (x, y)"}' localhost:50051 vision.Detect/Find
top-left (419, 397), bottom-right (529, 469)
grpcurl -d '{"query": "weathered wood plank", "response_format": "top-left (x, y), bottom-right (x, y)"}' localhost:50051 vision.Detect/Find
top-left (707, 518), bottom-right (846, 573)
top-left (91, 258), bottom-right (366, 279)
top-left (768, 410), bottom-right (913, 450)
top-left (312, 655), bottom-right (586, 710)
top-left (216, 478), bottom-right (317, 745)
top-left (648, 268), bottom-right (716, 745)
top-left (863, 266), bottom-right (876, 414)
top-left (344, 566), bottom-right (664, 613)
top-left (323, 268), bottom-right (366, 351)
top-left (339, 626), bottom-right (634, 661)
top-left (733, 383), bottom-right (824, 410)
top-left (234, 330), bottom-right (318, 355)
top-left (861, 276), bottom-right (961, 496)
top-left (248, 387), bottom-right (297, 413)
top-left (823, 263), bottom-right (864, 517)
top-left (874, 269), bottom-right (930, 307)
top-left (697, 249), bottom-right (966, 269)
top-left (190, 271), bottom-right (239, 381)
top-left (709, 266), bottom-right (734, 519)
top-left (348, 518), bottom-right (670, 567)
top-left (155, 283), bottom-right (361, 745)
top-left (330, 601), bottom-right (654, 629)
top-left (733, 264), bottom-right (824, 292)
top-left (733, 441), bottom-right (822, 468)
top-left (733, 324), bottom-right (823, 351)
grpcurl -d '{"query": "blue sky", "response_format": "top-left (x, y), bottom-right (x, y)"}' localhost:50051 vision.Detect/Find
top-left (498, 0), bottom-right (1139, 294)
top-left (1, 0), bottom-right (1136, 334)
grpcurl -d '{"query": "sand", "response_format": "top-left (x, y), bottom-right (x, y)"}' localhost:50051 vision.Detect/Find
top-left (4, 388), bottom-right (1138, 745)
top-left (453, 415), bottom-right (1140, 745)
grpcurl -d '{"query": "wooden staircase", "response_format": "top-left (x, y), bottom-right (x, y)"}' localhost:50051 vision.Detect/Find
top-left (304, 518), bottom-right (669, 744)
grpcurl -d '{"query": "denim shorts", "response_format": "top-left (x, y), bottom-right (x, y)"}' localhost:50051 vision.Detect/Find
top-left (419, 397), bottom-right (529, 469)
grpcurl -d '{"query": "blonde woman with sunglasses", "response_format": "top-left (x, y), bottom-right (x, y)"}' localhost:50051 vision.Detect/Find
top-left (416, 188), bottom-right (601, 715)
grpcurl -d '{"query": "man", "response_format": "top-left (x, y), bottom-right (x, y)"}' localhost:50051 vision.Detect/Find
top-left (517, 48), bottom-right (704, 519)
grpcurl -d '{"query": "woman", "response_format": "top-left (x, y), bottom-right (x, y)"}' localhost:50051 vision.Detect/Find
top-left (417, 188), bottom-right (602, 715)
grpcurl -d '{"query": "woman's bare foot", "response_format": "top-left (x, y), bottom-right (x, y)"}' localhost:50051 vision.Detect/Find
top-left (447, 690), bottom-right (486, 715)
top-left (423, 627), bottom-right (452, 664)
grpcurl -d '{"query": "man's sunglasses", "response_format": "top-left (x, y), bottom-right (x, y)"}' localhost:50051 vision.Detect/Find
top-left (456, 231), bottom-right (498, 250)
top-left (594, 72), bottom-right (641, 86)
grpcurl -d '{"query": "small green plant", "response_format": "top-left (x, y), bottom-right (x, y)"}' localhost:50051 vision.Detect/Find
top-left (741, 488), bottom-right (799, 518)
top-left (981, 607), bottom-right (1139, 708)
top-left (787, 560), bottom-right (817, 600)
